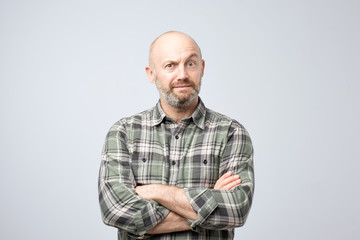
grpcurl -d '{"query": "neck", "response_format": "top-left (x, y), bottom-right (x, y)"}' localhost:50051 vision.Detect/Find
top-left (160, 97), bottom-right (199, 123)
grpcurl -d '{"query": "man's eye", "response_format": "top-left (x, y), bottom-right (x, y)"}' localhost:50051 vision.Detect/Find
top-left (165, 64), bottom-right (173, 68)
top-left (188, 62), bottom-right (195, 66)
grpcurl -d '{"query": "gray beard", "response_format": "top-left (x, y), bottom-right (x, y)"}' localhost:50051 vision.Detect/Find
top-left (155, 79), bottom-right (201, 109)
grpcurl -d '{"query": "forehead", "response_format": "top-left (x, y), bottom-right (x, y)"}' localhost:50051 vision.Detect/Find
top-left (151, 33), bottom-right (201, 63)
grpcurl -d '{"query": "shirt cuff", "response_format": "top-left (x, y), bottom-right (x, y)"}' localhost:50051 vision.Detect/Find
top-left (130, 200), bottom-right (170, 238)
top-left (184, 188), bottom-right (218, 231)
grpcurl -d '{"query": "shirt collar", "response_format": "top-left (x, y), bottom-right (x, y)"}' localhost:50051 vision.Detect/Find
top-left (191, 97), bottom-right (206, 129)
top-left (151, 97), bottom-right (206, 129)
top-left (151, 101), bottom-right (167, 126)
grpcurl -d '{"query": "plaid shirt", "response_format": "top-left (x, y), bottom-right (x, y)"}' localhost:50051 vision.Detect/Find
top-left (98, 98), bottom-right (254, 240)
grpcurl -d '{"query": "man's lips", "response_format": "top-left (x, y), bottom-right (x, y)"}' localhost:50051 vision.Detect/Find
top-left (172, 85), bottom-right (192, 89)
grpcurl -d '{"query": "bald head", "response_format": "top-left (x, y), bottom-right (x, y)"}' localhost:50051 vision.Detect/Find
top-left (148, 31), bottom-right (202, 68)
top-left (145, 31), bottom-right (205, 111)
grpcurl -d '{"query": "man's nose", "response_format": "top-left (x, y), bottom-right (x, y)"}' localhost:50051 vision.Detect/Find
top-left (177, 65), bottom-right (188, 80)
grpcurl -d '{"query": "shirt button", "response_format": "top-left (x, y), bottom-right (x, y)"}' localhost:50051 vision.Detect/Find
top-left (203, 159), bottom-right (208, 165)
top-left (172, 160), bottom-right (176, 165)
top-left (142, 158), bottom-right (147, 162)
top-left (175, 135), bottom-right (179, 139)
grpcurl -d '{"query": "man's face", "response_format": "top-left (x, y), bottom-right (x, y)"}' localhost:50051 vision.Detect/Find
top-left (148, 33), bottom-right (205, 108)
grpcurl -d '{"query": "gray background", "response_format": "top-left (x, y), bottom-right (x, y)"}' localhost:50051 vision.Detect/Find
top-left (1, 0), bottom-right (359, 239)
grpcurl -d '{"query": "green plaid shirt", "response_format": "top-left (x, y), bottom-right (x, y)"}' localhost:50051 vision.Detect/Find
top-left (98, 98), bottom-right (254, 240)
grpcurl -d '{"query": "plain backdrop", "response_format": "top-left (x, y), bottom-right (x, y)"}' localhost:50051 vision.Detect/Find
top-left (1, 0), bottom-right (359, 239)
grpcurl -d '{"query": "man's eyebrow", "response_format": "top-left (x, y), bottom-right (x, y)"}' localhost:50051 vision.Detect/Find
top-left (162, 58), bottom-right (179, 65)
top-left (161, 53), bottom-right (201, 65)
top-left (187, 53), bottom-right (200, 60)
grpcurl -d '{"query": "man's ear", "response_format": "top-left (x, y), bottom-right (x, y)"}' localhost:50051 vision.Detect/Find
top-left (201, 59), bottom-right (205, 77)
top-left (145, 66), bottom-right (155, 83)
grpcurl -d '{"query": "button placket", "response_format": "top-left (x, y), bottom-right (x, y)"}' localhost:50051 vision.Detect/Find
top-left (168, 120), bottom-right (189, 185)
top-left (168, 129), bottom-right (185, 185)
top-left (169, 137), bottom-right (181, 185)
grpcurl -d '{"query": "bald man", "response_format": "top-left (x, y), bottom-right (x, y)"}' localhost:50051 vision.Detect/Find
top-left (98, 31), bottom-right (254, 240)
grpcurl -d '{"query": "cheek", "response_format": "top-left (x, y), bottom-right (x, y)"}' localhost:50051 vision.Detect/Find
top-left (189, 69), bottom-right (202, 78)
top-left (189, 72), bottom-right (202, 83)
top-left (158, 73), bottom-right (177, 83)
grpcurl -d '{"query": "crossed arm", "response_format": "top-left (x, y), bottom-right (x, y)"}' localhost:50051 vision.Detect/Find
top-left (99, 121), bottom-right (254, 238)
top-left (135, 171), bottom-right (241, 234)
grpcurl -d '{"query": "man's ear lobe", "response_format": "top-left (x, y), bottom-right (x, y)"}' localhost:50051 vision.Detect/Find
top-left (145, 66), bottom-right (155, 83)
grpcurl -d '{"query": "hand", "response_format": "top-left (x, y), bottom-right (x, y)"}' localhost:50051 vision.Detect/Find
top-left (214, 171), bottom-right (241, 190)
top-left (147, 212), bottom-right (191, 234)
top-left (135, 184), bottom-right (198, 220)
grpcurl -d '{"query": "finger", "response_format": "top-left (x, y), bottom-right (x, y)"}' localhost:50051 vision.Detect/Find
top-left (217, 171), bottom-right (232, 182)
top-left (219, 174), bottom-right (239, 187)
top-left (214, 174), bottom-right (240, 190)
top-left (214, 172), bottom-right (232, 189)
top-left (223, 178), bottom-right (242, 190)
top-left (220, 176), bottom-right (239, 187)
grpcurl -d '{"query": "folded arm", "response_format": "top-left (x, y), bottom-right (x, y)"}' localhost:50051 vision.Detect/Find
top-left (146, 212), bottom-right (190, 234)
top-left (135, 171), bottom-right (242, 234)
top-left (185, 122), bottom-right (254, 230)
top-left (98, 124), bottom-right (170, 238)
top-left (136, 122), bottom-right (254, 232)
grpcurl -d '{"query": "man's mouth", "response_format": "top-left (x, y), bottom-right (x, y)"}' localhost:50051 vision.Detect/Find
top-left (173, 85), bottom-right (191, 89)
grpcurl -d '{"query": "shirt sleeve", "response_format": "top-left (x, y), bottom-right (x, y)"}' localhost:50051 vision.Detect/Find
top-left (184, 121), bottom-right (254, 231)
top-left (98, 122), bottom-right (170, 238)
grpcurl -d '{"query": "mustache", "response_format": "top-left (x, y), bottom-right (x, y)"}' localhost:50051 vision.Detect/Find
top-left (170, 79), bottom-right (194, 88)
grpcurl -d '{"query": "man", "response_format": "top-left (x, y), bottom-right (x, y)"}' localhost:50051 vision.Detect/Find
top-left (98, 31), bottom-right (254, 240)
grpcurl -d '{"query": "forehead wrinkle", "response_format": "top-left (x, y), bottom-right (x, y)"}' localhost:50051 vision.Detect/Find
top-left (162, 52), bottom-right (200, 64)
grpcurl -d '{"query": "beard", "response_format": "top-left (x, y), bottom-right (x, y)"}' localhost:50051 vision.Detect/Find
top-left (155, 76), bottom-right (201, 109)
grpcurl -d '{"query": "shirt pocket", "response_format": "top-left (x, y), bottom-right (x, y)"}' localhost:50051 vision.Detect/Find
top-left (199, 153), bottom-right (220, 188)
top-left (179, 153), bottom-right (220, 188)
top-left (130, 151), bottom-right (169, 185)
